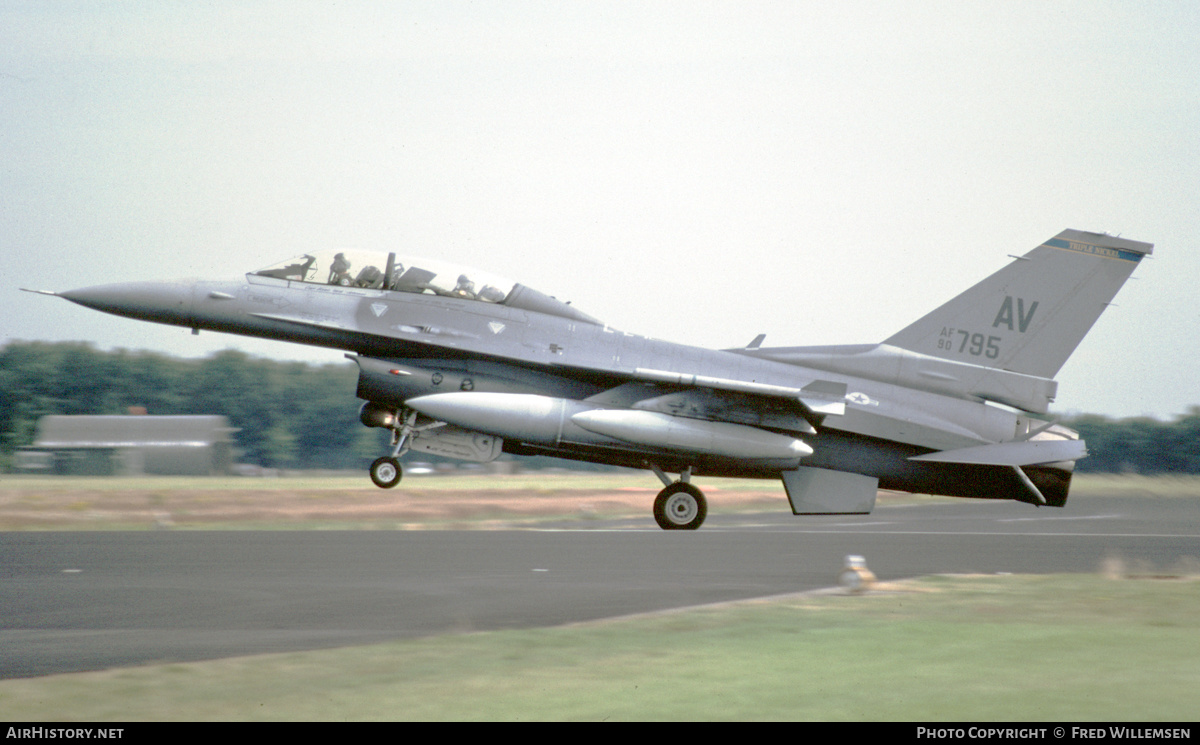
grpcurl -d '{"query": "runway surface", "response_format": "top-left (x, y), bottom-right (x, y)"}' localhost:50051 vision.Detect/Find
top-left (3, 495), bottom-right (1198, 679)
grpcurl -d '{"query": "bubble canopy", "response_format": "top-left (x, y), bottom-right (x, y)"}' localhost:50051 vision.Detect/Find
top-left (253, 250), bottom-right (516, 302)
top-left (251, 249), bottom-right (600, 324)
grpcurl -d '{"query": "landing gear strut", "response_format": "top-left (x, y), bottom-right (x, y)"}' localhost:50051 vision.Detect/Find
top-left (650, 465), bottom-right (707, 530)
top-left (368, 409), bottom-right (419, 489)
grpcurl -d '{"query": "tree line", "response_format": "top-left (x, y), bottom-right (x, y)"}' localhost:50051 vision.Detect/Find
top-left (1, 341), bottom-right (1197, 474)
top-left (0, 342), bottom-right (382, 470)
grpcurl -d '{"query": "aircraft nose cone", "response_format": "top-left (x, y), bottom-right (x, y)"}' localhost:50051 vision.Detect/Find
top-left (59, 281), bottom-right (195, 326)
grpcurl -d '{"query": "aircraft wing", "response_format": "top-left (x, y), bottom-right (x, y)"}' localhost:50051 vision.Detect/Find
top-left (629, 367), bottom-right (847, 424)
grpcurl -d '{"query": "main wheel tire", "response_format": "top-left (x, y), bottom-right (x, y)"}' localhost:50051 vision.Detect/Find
top-left (369, 456), bottom-right (402, 488)
top-left (653, 482), bottom-right (707, 530)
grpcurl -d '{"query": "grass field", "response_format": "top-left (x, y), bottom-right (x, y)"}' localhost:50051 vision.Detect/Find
top-left (2, 475), bottom-right (1196, 720)
top-left (0, 471), bottom-right (800, 530)
top-left (1, 573), bottom-right (1196, 721)
top-left (1, 471), bottom-right (1198, 531)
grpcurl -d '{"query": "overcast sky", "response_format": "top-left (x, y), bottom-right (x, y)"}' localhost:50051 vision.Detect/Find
top-left (3, 2), bottom-right (1197, 419)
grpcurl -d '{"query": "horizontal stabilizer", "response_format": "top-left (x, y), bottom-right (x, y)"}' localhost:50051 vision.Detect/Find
top-left (907, 439), bottom-right (1086, 466)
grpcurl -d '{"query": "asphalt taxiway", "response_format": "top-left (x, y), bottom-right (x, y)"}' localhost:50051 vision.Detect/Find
top-left (2, 495), bottom-right (1198, 678)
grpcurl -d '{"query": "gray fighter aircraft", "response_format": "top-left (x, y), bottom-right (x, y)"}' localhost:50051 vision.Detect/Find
top-left (30, 229), bottom-right (1152, 529)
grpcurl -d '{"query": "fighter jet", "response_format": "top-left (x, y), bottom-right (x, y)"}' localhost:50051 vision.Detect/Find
top-left (30, 229), bottom-right (1152, 529)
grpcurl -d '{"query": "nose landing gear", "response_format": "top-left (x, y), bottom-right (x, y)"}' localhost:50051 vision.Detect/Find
top-left (369, 456), bottom-right (402, 488)
top-left (368, 409), bottom-right (419, 489)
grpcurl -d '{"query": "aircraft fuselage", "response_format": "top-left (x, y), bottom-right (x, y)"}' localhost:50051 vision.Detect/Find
top-left (59, 272), bottom-right (1067, 504)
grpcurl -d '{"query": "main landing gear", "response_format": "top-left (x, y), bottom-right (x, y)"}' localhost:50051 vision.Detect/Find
top-left (650, 465), bottom-right (707, 531)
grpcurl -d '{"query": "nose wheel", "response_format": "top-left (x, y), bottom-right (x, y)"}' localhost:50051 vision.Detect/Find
top-left (370, 456), bottom-right (402, 489)
top-left (652, 480), bottom-right (707, 530)
top-left (368, 408), bottom-right (419, 489)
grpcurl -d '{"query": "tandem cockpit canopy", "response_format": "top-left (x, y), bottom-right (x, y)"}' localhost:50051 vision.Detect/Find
top-left (250, 249), bottom-right (603, 325)
top-left (252, 250), bottom-right (515, 303)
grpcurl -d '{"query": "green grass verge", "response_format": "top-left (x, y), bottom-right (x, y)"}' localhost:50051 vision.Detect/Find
top-left (0, 472), bottom-right (783, 493)
top-left (2, 574), bottom-right (1196, 721)
top-left (2, 473), bottom-right (1197, 532)
top-left (1069, 473), bottom-right (1200, 498)
top-left (4, 471), bottom-right (1197, 496)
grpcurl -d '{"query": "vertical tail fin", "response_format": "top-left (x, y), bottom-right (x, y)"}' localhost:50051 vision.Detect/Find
top-left (884, 230), bottom-right (1152, 378)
